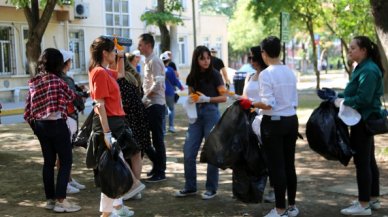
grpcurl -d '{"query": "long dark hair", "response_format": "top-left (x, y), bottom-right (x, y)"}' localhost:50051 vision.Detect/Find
top-left (186, 46), bottom-right (214, 91)
top-left (353, 36), bottom-right (385, 76)
top-left (250, 45), bottom-right (268, 70)
top-left (88, 36), bottom-right (115, 72)
top-left (37, 48), bottom-right (64, 76)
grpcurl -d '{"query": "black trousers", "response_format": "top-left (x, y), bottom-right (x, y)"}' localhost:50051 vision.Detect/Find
top-left (350, 121), bottom-right (380, 202)
top-left (261, 115), bottom-right (298, 209)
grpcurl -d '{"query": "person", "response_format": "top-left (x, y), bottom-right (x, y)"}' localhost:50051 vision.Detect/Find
top-left (88, 36), bottom-right (145, 217)
top-left (165, 51), bottom-right (180, 78)
top-left (131, 50), bottom-right (142, 74)
top-left (175, 45), bottom-right (227, 200)
top-left (242, 36), bottom-right (299, 217)
top-left (138, 33), bottom-right (167, 183)
top-left (117, 54), bottom-right (152, 200)
top-left (241, 46), bottom-right (276, 203)
top-left (160, 52), bottom-right (184, 133)
top-left (0, 101), bottom-right (2, 124)
top-left (210, 48), bottom-right (230, 89)
top-left (58, 49), bottom-right (87, 194)
top-left (317, 36), bottom-right (384, 216)
top-left (24, 48), bottom-right (81, 213)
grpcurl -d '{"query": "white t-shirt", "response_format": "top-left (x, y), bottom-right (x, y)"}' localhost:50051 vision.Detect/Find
top-left (243, 74), bottom-right (261, 102)
top-left (259, 65), bottom-right (298, 116)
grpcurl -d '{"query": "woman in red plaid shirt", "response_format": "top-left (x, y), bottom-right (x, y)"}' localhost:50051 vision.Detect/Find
top-left (24, 48), bottom-right (81, 213)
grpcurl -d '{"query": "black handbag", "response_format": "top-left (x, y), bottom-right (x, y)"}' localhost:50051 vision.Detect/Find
top-left (365, 97), bottom-right (388, 135)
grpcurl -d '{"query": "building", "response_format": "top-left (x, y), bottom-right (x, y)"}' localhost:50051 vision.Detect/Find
top-left (0, 0), bottom-right (228, 102)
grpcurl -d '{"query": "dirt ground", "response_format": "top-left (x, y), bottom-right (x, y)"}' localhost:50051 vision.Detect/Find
top-left (0, 104), bottom-right (387, 217)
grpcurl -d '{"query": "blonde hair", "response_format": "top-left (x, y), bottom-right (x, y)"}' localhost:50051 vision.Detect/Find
top-left (123, 56), bottom-right (142, 92)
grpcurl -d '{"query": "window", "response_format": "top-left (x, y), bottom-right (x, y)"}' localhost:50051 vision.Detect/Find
top-left (105, 0), bottom-right (130, 39)
top-left (202, 36), bottom-right (210, 49)
top-left (21, 27), bottom-right (30, 74)
top-left (215, 36), bottom-right (222, 59)
top-left (180, 0), bottom-right (187, 10)
top-left (0, 26), bottom-right (15, 75)
top-left (178, 36), bottom-right (187, 65)
top-left (69, 30), bottom-right (86, 72)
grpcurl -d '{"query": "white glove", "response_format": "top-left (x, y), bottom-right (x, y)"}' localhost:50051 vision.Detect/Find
top-left (334, 98), bottom-right (344, 108)
top-left (196, 93), bottom-right (210, 103)
top-left (142, 95), bottom-right (151, 107)
top-left (104, 132), bottom-right (113, 149)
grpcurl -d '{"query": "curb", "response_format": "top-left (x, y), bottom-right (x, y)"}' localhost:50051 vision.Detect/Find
top-left (1, 108), bottom-right (24, 116)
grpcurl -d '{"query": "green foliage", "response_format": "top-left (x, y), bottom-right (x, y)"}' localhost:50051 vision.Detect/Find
top-left (6, 0), bottom-right (73, 9)
top-left (199, 0), bottom-right (237, 18)
top-left (140, 0), bottom-right (183, 26)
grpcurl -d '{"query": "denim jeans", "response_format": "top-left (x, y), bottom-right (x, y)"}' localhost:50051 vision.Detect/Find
top-left (145, 104), bottom-right (166, 176)
top-left (34, 119), bottom-right (72, 200)
top-left (183, 103), bottom-right (220, 192)
top-left (165, 95), bottom-right (175, 129)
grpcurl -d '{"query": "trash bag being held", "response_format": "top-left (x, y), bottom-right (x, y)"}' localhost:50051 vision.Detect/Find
top-left (117, 126), bottom-right (141, 161)
top-left (74, 110), bottom-right (94, 148)
top-left (200, 101), bottom-right (248, 169)
top-left (306, 101), bottom-right (353, 166)
top-left (98, 141), bottom-right (133, 198)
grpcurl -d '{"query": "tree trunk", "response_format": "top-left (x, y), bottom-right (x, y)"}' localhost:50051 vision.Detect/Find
top-left (370, 0), bottom-right (388, 94)
top-left (24, 0), bottom-right (58, 76)
top-left (306, 18), bottom-right (320, 89)
top-left (157, 0), bottom-right (170, 52)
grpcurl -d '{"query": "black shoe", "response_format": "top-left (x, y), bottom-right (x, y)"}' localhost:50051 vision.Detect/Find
top-left (175, 189), bottom-right (197, 197)
top-left (146, 169), bottom-right (155, 177)
top-left (145, 175), bottom-right (166, 183)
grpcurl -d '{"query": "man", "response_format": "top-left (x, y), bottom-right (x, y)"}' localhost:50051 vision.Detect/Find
top-left (132, 49), bottom-right (142, 74)
top-left (138, 33), bottom-right (167, 182)
top-left (210, 48), bottom-right (230, 89)
top-left (164, 51), bottom-right (180, 78)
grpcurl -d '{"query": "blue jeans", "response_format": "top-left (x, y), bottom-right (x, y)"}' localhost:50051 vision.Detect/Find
top-left (165, 95), bottom-right (175, 129)
top-left (183, 103), bottom-right (220, 192)
top-left (145, 104), bottom-right (166, 176)
top-left (34, 119), bottom-right (72, 200)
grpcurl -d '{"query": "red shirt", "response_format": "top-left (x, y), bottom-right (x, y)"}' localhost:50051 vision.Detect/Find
top-left (89, 66), bottom-right (125, 117)
top-left (24, 73), bottom-right (76, 123)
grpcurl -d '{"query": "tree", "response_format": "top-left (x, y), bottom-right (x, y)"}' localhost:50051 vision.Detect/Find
top-left (199, 0), bottom-right (237, 18)
top-left (249, 0), bottom-right (323, 89)
top-left (140, 0), bottom-right (183, 52)
top-left (370, 0), bottom-right (388, 93)
top-left (7, 0), bottom-right (71, 75)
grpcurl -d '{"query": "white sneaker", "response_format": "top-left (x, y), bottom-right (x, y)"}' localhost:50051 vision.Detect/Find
top-left (287, 206), bottom-right (299, 217)
top-left (264, 208), bottom-right (288, 217)
top-left (122, 182), bottom-right (145, 200)
top-left (168, 127), bottom-right (176, 133)
top-left (69, 178), bottom-right (86, 190)
top-left (370, 199), bottom-right (381, 210)
top-left (264, 190), bottom-right (276, 203)
top-left (113, 205), bottom-right (134, 217)
top-left (66, 183), bottom-right (80, 194)
top-left (53, 199), bottom-right (81, 213)
top-left (132, 193), bottom-right (142, 200)
top-left (44, 199), bottom-right (56, 210)
top-left (340, 201), bottom-right (371, 216)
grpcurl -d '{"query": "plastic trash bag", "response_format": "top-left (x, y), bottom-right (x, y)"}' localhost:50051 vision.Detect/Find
top-left (73, 110), bottom-right (94, 148)
top-left (98, 142), bottom-right (133, 198)
top-left (200, 101), bottom-right (248, 169)
top-left (306, 101), bottom-right (353, 166)
top-left (117, 126), bottom-right (141, 161)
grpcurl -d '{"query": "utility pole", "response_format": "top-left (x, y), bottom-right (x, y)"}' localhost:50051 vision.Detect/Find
top-left (192, 0), bottom-right (197, 48)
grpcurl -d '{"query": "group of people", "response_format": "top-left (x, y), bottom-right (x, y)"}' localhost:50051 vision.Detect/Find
top-left (23, 33), bottom-right (384, 217)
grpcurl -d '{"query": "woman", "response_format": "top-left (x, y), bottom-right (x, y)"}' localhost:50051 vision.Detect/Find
top-left (117, 54), bottom-right (151, 200)
top-left (318, 36), bottom-right (383, 216)
top-left (88, 36), bottom-right (145, 217)
top-left (161, 52), bottom-right (183, 133)
top-left (245, 36), bottom-right (299, 217)
top-left (24, 48), bottom-right (81, 213)
top-left (175, 46), bottom-right (227, 200)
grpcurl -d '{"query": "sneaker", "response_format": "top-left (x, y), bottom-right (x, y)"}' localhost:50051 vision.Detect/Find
top-left (168, 127), bottom-right (176, 133)
top-left (100, 214), bottom-right (119, 217)
top-left (175, 189), bottom-right (197, 197)
top-left (145, 175), bottom-right (166, 183)
top-left (122, 182), bottom-right (145, 200)
top-left (264, 190), bottom-right (276, 203)
top-left (44, 199), bottom-right (56, 210)
top-left (340, 201), bottom-right (371, 216)
top-left (69, 178), bottom-right (86, 190)
top-left (287, 206), bottom-right (299, 217)
top-left (132, 193), bottom-right (142, 200)
top-left (146, 169), bottom-right (155, 177)
top-left (53, 199), bottom-right (81, 213)
top-left (113, 205), bottom-right (134, 217)
top-left (66, 183), bottom-right (80, 194)
top-left (201, 191), bottom-right (217, 200)
top-left (370, 199), bottom-right (381, 210)
top-left (264, 208), bottom-right (288, 217)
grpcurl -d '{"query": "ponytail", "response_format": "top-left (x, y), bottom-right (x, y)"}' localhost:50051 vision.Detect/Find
top-left (353, 36), bottom-right (385, 77)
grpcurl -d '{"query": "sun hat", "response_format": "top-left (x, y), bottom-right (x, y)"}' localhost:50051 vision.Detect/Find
top-left (338, 101), bottom-right (361, 126)
top-left (59, 49), bottom-right (74, 62)
top-left (132, 50), bottom-right (141, 57)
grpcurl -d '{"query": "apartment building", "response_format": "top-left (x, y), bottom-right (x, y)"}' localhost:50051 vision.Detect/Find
top-left (0, 0), bottom-right (228, 102)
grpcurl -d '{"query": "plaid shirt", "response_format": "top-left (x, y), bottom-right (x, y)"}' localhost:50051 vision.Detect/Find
top-left (24, 73), bottom-right (76, 123)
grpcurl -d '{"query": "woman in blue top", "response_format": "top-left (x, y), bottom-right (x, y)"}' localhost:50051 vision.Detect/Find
top-left (175, 46), bottom-right (227, 200)
top-left (318, 36), bottom-right (384, 216)
top-left (160, 52), bottom-right (183, 133)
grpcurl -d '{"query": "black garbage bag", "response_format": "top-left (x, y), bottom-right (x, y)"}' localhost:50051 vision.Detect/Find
top-left (116, 126), bottom-right (141, 161)
top-left (73, 110), bottom-right (94, 148)
top-left (232, 160), bottom-right (267, 203)
top-left (98, 142), bottom-right (133, 198)
top-left (306, 101), bottom-right (353, 166)
top-left (200, 101), bottom-right (249, 169)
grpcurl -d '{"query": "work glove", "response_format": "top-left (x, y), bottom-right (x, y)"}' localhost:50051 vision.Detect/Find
top-left (239, 98), bottom-right (253, 110)
top-left (104, 131), bottom-right (114, 149)
top-left (195, 92), bottom-right (210, 103)
top-left (317, 88), bottom-right (337, 102)
top-left (227, 91), bottom-right (242, 100)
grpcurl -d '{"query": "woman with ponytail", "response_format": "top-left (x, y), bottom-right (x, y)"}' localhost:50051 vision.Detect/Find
top-left (318, 36), bottom-right (384, 216)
